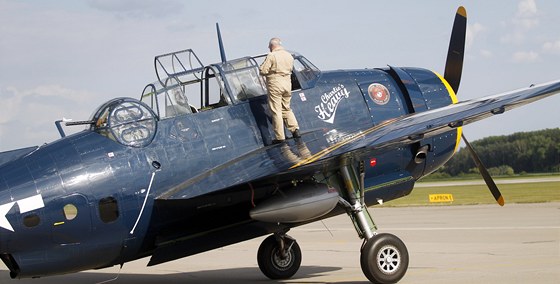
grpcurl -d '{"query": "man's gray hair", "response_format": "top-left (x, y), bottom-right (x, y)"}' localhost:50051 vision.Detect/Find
top-left (269, 37), bottom-right (282, 47)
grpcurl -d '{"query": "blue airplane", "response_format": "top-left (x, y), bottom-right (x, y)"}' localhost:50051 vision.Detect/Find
top-left (1, 7), bottom-right (559, 284)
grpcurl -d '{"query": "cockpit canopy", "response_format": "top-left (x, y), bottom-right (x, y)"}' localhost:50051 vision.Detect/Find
top-left (90, 49), bottom-right (320, 148)
top-left (141, 76), bottom-right (195, 120)
top-left (140, 49), bottom-right (320, 119)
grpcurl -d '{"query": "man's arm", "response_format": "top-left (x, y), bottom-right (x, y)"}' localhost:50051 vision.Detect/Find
top-left (259, 54), bottom-right (273, 76)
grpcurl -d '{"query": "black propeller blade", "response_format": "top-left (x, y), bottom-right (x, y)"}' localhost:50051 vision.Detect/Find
top-left (461, 134), bottom-right (505, 206)
top-left (444, 7), bottom-right (504, 206)
top-left (444, 6), bottom-right (467, 94)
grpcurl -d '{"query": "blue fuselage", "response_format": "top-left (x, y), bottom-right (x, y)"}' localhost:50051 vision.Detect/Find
top-left (0, 65), bottom-right (459, 278)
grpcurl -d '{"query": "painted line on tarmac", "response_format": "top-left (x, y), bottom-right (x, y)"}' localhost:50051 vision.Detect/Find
top-left (300, 226), bottom-right (560, 232)
top-left (415, 177), bottom-right (560, 187)
top-left (383, 226), bottom-right (560, 231)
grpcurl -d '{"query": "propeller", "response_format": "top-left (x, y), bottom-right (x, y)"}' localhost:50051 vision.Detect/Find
top-left (461, 134), bottom-right (505, 206)
top-left (444, 7), bottom-right (505, 206)
top-left (444, 6), bottom-right (467, 94)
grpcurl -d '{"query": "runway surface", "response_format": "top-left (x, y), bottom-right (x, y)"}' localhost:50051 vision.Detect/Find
top-left (1, 203), bottom-right (559, 283)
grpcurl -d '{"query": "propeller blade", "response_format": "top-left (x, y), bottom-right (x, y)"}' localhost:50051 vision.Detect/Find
top-left (461, 133), bottom-right (505, 206)
top-left (445, 8), bottom-right (502, 205)
top-left (444, 6), bottom-right (467, 94)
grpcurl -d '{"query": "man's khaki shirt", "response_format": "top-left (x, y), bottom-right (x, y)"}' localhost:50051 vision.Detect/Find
top-left (259, 47), bottom-right (294, 79)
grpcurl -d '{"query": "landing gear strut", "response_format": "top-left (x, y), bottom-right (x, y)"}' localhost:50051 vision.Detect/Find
top-left (338, 156), bottom-right (409, 283)
top-left (257, 232), bottom-right (302, 279)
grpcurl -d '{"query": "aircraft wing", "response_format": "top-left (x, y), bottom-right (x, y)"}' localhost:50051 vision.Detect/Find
top-left (157, 80), bottom-right (560, 200)
top-left (0, 146), bottom-right (39, 168)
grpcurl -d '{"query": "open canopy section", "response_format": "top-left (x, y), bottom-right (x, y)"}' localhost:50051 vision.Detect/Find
top-left (154, 49), bottom-right (205, 87)
top-left (213, 56), bottom-right (268, 102)
top-left (145, 49), bottom-right (229, 115)
top-left (141, 77), bottom-right (195, 120)
top-left (141, 49), bottom-right (322, 118)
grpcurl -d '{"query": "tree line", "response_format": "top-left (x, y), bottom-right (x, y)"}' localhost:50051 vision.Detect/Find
top-left (435, 128), bottom-right (560, 177)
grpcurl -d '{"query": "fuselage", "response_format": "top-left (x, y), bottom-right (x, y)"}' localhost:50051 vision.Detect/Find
top-left (0, 52), bottom-right (459, 278)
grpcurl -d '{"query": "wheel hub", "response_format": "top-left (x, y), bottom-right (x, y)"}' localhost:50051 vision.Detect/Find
top-left (272, 249), bottom-right (293, 271)
top-left (377, 244), bottom-right (400, 274)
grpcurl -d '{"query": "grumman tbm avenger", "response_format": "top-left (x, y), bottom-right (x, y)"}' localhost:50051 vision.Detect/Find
top-left (0, 6), bottom-right (559, 284)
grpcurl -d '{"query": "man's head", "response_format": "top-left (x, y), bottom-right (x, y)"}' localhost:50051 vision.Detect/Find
top-left (268, 37), bottom-right (282, 51)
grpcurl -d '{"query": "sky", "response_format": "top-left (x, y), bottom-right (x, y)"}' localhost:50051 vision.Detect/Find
top-left (1, 0), bottom-right (559, 152)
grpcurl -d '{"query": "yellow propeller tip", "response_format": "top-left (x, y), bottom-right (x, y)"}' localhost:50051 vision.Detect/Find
top-left (497, 196), bottom-right (505, 206)
top-left (457, 6), bottom-right (467, 18)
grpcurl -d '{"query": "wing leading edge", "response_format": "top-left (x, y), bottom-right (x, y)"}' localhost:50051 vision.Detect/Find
top-left (157, 80), bottom-right (560, 200)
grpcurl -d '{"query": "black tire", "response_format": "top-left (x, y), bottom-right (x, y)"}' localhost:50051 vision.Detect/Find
top-left (360, 233), bottom-right (409, 284)
top-left (257, 235), bottom-right (302, 279)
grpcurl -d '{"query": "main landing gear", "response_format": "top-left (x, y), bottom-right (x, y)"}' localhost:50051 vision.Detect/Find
top-left (338, 157), bottom-right (409, 283)
top-left (256, 229), bottom-right (408, 283)
top-left (257, 232), bottom-right (301, 279)
top-left (256, 156), bottom-right (409, 283)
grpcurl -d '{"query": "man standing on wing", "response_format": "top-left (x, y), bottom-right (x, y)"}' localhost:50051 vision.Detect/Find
top-left (259, 37), bottom-right (300, 144)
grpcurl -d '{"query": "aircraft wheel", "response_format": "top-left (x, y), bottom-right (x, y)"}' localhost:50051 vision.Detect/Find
top-left (360, 233), bottom-right (409, 284)
top-left (257, 235), bottom-right (301, 279)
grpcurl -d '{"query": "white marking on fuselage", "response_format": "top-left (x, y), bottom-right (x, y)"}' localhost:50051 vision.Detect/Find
top-left (314, 84), bottom-right (350, 124)
top-left (0, 202), bottom-right (16, 232)
top-left (211, 145), bottom-right (226, 151)
top-left (130, 172), bottom-right (156, 235)
top-left (18, 194), bottom-right (45, 213)
top-left (0, 194), bottom-right (45, 232)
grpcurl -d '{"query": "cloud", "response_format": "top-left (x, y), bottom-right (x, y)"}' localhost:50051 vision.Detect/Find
top-left (518, 0), bottom-right (538, 14)
top-left (515, 0), bottom-right (539, 29)
top-left (466, 22), bottom-right (485, 49)
top-left (517, 0), bottom-right (538, 16)
top-left (0, 85), bottom-right (99, 150)
top-left (499, 32), bottom-right (525, 45)
top-left (87, 0), bottom-right (184, 18)
top-left (512, 50), bottom-right (539, 63)
top-left (480, 49), bottom-right (493, 59)
top-left (501, 0), bottom-right (540, 45)
top-left (542, 40), bottom-right (560, 54)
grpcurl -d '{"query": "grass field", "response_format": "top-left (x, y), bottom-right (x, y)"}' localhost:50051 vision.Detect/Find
top-left (380, 181), bottom-right (560, 207)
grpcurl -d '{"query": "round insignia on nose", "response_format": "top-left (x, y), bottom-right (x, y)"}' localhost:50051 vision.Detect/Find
top-left (368, 83), bottom-right (390, 105)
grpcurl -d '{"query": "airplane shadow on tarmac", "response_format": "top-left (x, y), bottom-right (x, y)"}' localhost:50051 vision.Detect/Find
top-left (1, 266), bottom-right (370, 284)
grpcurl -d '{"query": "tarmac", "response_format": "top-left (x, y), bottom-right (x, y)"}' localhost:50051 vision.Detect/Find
top-left (1, 202), bottom-right (559, 283)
